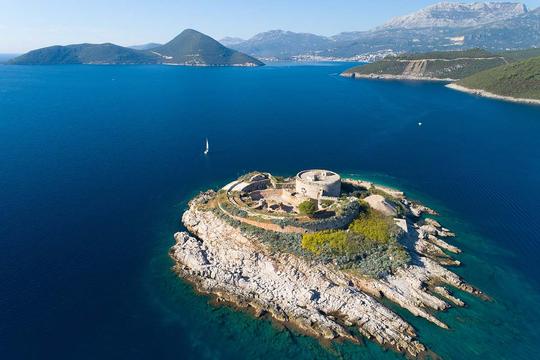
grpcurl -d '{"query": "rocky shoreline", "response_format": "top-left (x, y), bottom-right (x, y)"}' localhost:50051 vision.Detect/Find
top-left (340, 72), bottom-right (456, 82)
top-left (170, 180), bottom-right (485, 358)
top-left (446, 83), bottom-right (540, 105)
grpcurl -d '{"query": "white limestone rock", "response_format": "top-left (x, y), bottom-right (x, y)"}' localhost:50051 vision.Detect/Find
top-left (170, 187), bottom-right (485, 357)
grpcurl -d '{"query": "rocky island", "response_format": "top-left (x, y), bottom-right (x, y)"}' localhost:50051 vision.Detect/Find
top-left (170, 170), bottom-right (485, 358)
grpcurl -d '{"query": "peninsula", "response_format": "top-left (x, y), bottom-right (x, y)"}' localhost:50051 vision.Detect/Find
top-left (341, 48), bottom-right (540, 105)
top-left (340, 49), bottom-right (512, 81)
top-left (447, 55), bottom-right (540, 104)
top-left (170, 170), bottom-right (485, 358)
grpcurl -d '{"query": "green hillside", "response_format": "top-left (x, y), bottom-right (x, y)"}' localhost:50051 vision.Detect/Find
top-left (9, 43), bottom-right (160, 65)
top-left (342, 49), bottom-right (508, 80)
top-left (496, 48), bottom-right (540, 62)
top-left (154, 29), bottom-right (263, 66)
top-left (457, 56), bottom-right (540, 100)
top-left (393, 49), bottom-right (495, 60)
top-left (9, 29), bottom-right (263, 67)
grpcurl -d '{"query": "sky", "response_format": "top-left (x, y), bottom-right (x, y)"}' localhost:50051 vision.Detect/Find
top-left (1, 0), bottom-right (539, 53)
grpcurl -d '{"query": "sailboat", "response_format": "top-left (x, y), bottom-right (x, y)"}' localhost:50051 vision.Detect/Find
top-left (204, 138), bottom-right (209, 155)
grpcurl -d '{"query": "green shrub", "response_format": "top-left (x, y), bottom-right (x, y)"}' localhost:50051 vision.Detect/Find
top-left (212, 198), bottom-right (409, 279)
top-left (349, 208), bottom-right (395, 243)
top-left (320, 199), bottom-right (334, 207)
top-left (298, 199), bottom-right (317, 216)
top-left (301, 230), bottom-right (349, 255)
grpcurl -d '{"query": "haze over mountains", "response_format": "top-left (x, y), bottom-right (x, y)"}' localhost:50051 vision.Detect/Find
top-left (224, 2), bottom-right (540, 60)
top-left (9, 29), bottom-right (263, 66)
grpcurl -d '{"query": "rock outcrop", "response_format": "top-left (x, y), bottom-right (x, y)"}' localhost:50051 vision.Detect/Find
top-left (170, 182), bottom-right (485, 358)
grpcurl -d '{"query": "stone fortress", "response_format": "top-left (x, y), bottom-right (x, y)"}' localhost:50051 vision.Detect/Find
top-left (173, 166), bottom-right (483, 358)
top-left (295, 169), bottom-right (341, 199)
top-left (217, 169), bottom-right (359, 233)
top-left (223, 169), bottom-right (342, 216)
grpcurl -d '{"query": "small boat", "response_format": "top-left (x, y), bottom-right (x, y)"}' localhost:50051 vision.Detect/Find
top-left (418, 122), bottom-right (423, 126)
top-left (204, 138), bottom-right (209, 155)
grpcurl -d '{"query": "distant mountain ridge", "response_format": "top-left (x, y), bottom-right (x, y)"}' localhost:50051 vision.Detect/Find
top-left (129, 43), bottom-right (162, 51)
top-left (220, 37), bottom-right (245, 46)
top-left (231, 30), bottom-right (335, 59)
top-left (227, 2), bottom-right (539, 60)
top-left (381, 2), bottom-right (528, 29)
top-left (9, 29), bottom-right (263, 66)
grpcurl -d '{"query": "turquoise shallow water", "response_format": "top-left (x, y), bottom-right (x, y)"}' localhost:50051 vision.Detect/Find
top-left (1, 63), bottom-right (540, 359)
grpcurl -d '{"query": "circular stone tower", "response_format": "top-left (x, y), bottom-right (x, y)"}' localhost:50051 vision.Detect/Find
top-left (295, 170), bottom-right (341, 199)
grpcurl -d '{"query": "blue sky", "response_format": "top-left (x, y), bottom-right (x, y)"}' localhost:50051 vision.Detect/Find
top-left (1, 0), bottom-right (539, 52)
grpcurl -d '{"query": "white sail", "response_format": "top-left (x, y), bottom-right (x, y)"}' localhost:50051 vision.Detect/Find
top-left (204, 138), bottom-right (209, 155)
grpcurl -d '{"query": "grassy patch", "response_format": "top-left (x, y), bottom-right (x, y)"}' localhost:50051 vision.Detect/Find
top-left (300, 207), bottom-right (409, 277)
top-left (301, 230), bottom-right (349, 255)
top-left (349, 207), bottom-right (395, 243)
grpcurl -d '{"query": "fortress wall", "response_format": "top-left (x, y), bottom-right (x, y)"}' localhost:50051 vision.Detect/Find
top-left (239, 179), bottom-right (270, 193)
top-left (295, 177), bottom-right (341, 199)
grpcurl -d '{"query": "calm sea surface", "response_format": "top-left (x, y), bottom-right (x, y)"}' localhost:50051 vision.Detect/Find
top-left (1, 63), bottom-right (540, 359)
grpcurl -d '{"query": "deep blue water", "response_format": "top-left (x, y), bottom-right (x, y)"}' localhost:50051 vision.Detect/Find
top-left (1, 63), bottom-right (540, 359)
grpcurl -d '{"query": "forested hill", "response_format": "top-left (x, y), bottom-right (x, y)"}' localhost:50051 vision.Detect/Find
top-left (341, 49), bottom-right (539, 81)
top-left (8, 29), bottom-right (263, 67)
top-left (457, 55), bottom-right (540, 100)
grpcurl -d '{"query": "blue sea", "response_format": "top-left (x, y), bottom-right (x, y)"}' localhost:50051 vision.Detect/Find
top-left (1, 63), bottom-right (540, 359)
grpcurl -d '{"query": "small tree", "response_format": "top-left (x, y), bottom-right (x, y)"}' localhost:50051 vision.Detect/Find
top-left (298, 199), bottom-right (317, 217)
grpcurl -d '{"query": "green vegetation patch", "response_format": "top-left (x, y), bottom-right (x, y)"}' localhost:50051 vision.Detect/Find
top-left (298, 199), bottom-right (318, 216)
top-left (349, 208), bottom-right (395, 243)
top-left (343, 57), bottom-right (506, 80)
top-left (299, 207), bottom-right (409, 277)
top-left (458, 55), bottom-right (540, 100)
top-left (301, 230), bottom-right (349, 255)
top-left (343, 48), bottom-right (540, 82)
top-left (498, 48), bottom-right (540, 63)
top-left (393, 48), bottom-right (494, 60)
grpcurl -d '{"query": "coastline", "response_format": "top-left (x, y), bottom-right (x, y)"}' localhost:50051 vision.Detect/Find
top-left (170, 177), bottom-right (486, 357)
top-left (340, 72), bottom-right (456, 82)
top-left (446, 83), bottom-right (540, 105)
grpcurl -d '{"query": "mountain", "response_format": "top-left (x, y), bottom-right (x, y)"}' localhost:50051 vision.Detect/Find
top-left (229, 30), bottom-right (335, 59)
top-left (381, 2), bottom-right (527, 29)
top-left (9, 29), bottom-right (263, 66)
top-left (8, 43), bottom-right (161, 65)
top-left (129, 43), bottom-right (162, 51)
top-left (341, 49), bottom-right (509, 80)
top-left (455, 55), bottom-right (540, 100)
top-left (220, 37), bottom-right (245, 46)
top-left (225, 2), bottom-right (538, 60)
top-left (461, 7), bottom-right (540, 50)
top-left (151, 29), bottom-right (263, 66)
top-left (0, 53), bottom-right (19, 64)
